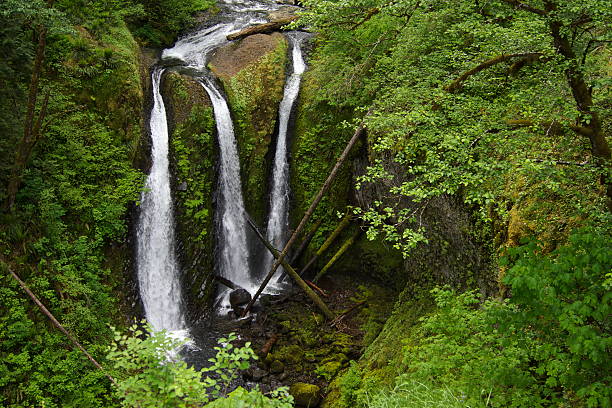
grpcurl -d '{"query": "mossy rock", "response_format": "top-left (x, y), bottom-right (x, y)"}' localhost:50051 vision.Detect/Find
top-left (290, 382), bottom-right (321, 407)
top-left (209, 33), bottom-right (288, 224)
top-left (160, 72), bottom-right (216, 322)
top-left (315, 361), bottom-right (342, 381)
top-left (272, 344), bottom-right (304, 365)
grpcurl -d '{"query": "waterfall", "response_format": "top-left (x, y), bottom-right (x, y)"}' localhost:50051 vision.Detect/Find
top-left (262, 33), bottom-right (307, 283)
top-left (201, 78), bottom-right (256, 295)
top-left (137, 0), bottom-right (302, 322)
top-left (136, 68), bottom-right (187, 335)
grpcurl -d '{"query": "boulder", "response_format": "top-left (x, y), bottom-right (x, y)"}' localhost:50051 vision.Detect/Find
top-left (270, 360), bottom-right (285, 374)
top-left (229, 288), bottom-right (252, 309)
top-left (289, 382), bottom-right (321, 407)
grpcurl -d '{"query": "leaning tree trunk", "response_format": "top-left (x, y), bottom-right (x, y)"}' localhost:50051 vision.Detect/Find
top-left (5, 0), bottom-right (54, 210)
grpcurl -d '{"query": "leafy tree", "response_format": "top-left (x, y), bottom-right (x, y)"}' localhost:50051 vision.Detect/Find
top-left (296, 0), bottom-right (611, 255)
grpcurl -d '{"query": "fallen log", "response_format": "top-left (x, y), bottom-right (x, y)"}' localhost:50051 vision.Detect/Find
top-left (245, 216), bottom-right (335, 320)
top-left (290, 219), bottom-right (323, 264)
top-left (227, 16), bottom-right (298, 41)
top-left (278, 219), bottom-right (323, 281)
top-left (300, 212), bottom-right (352, 277)
top-left (305, 279), bottom-right (328, 297)
top-left (260, 333), bottom-right (279, 357)
top-left (313, 229), bottom-right (361, 284)
top-left (214, 275), bottom-right (238, 290)
top-left (242, 116), bottom-right (368, 317)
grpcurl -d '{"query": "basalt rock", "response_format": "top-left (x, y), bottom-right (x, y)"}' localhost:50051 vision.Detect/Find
top-left (209, 33), bottom-right (287, 226)
top-left (229, 288), bottom-right (252, 310)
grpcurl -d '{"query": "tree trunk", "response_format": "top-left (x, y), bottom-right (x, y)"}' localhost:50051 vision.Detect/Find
top-left (300, 212), bottom-right (352, 277)
top-left (290, 219), bottom-right (323, 264)
top-left (5, 1), bottom-right (54, 210)
top-left (313, 230), bottom-right (361, 283)
top-left (547, 14), bottom-right (612, 210)
top-left (246, 217), bottom-right (335, 320)
top-left (242, 120), bottom-right (367, 316)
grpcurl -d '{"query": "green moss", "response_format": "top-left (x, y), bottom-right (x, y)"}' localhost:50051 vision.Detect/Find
top-left (163, 73), bottom-right (217, 313)
top-left (272, 345), bottom-right (304, 365)
top-left (324, 286), bottom-right (435, 407)
top-left (289, 70), bottom-right (361, 264)
top-left (216, 35), bottom-right (288, 224)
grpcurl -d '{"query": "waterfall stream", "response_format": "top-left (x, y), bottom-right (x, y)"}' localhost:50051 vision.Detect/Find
top-left (201, 78), bottom-right (256, 296)
top-left (136, 68), bottom-right (187, 336)
top-left (263, 33), bottom-right (307, 284)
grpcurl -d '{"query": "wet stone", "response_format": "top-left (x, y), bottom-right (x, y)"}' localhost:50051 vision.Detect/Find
top-left (229, 288), bottom-right (252, 310)
top-left (244, 366), bottom-right (267, 381)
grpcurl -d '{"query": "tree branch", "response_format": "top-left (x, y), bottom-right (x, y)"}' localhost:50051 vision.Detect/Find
top-left (4, 264), bottom-right (116, 385)
top-left (445, 53), bottom-right (543, 93)
top-left (501, 0), bottom-right (547, 16)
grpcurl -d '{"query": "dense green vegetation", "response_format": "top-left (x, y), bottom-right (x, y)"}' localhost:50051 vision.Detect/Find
top-left (0, 0), bottom-right (213, 406)
top-left (108, 329), bottom-right (293, 407)
top-left (291, 1), bottom-right (610, 406)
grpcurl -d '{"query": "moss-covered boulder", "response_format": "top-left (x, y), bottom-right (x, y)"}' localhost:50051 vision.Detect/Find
top-left (290, 382), bottom-right (321, 407)
top-left (209, 33), bottom-right (288, 224)
top-left (161, 71), bottom-right (217, 322)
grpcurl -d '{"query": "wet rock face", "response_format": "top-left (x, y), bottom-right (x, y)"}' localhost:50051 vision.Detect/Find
top-left (209, 33), bottom-right (285, 78)
top-left (209, 33), bottom-right (288, 225)
top-left (161, 72), bottom-right (217, 323)
top-left (290, 382), bottom-right (321, 407)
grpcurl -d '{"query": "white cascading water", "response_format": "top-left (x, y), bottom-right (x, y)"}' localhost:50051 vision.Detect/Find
top-left (201, 78), bottom-right (256, 295)
top-left (263, 33), bottom-right (307, 284)
top-left (155, 1), bottom-right (276, 309)
top-left (136, 68), bottom-right (188, 337)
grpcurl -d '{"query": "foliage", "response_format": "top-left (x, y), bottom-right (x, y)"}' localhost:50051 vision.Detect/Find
top-left (500, 228), bottom-right (612, 406)
top-left (108, 328), bottom-right (293, 408)
top-left (337, 228), bottom-right (611, 408)
top-left (0, 2), bottom-right (145, 407)
top-left (295, 0), bottom-right (611, 256)
top-left (131, 0), bottom-right (216, 46)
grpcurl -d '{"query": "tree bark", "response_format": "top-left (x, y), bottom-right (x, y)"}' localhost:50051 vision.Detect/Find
top-left (313, 229), bottom-right (361, 283)
top-left (5, 0), bottom-right (54, 210)
top-left (242, 120), bottom-right (367, 316)
top-left (445, 52), bottom-right (543, 93)
top-left (300, 212), bottom-right (352, 277)
top-left (227, 17), bottom-right (299, 41)
top-left (245, 217), bottom-right (335, 320)
top-left (5, 265), bottom-right (116, 385)
top-left (544, 3), bottom-right (612, 209)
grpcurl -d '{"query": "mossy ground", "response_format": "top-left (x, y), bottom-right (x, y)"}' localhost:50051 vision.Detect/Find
top-left (235, 274), bottom-right (397, 401)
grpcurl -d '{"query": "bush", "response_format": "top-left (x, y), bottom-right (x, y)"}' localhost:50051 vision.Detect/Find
top-left (107, 327), bottom-right (293, 407)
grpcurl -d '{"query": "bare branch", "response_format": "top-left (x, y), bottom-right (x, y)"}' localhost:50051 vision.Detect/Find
top-left (445, 53), bottom-right (543, 93)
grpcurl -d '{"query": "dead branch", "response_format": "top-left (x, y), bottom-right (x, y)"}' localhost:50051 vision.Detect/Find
top-left (4, 264), bottom-right (116, 385)
top-left (245, 216), bottom-right (335, 320)
top-left (242, 115), bottom-right (369, 316)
